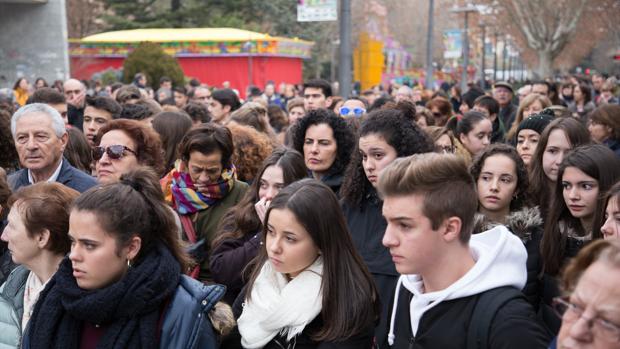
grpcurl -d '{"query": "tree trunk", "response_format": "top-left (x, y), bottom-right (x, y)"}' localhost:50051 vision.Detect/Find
top-left (537, 49), bottom-right (553, 78)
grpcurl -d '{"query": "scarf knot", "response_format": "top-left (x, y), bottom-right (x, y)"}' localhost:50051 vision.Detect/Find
top-left (237, 257), bottom-right (324, 348)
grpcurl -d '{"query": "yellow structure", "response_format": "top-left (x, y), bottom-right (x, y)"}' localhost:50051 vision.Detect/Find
top-left (353, 32), bottom-right (385, 90)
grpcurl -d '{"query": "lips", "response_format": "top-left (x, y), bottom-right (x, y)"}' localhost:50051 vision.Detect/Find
top-left (73, 267), bottom-right (86, 278)
top-left (367, 175), bottom-right (377, 182)
top-left (485, 196), bottom-right (501, 203)
top-left (270, 257), bottom-right (283, 267)
top-left (307, 158), bottom-right (321, 165)
top-left (568, 205), bottom-right (584, 212)
top-left (390, 253), bottom-right (404, 263)
top-left (97, 170), bottom-right (112, 177)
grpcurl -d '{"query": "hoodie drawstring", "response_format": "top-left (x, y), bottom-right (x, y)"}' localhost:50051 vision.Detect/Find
top-left (387, 277), bottom-right (403, 346)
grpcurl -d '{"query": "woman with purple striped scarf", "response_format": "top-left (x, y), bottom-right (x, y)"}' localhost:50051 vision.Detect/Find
top-left (161, 123), bottom-right (248, 282)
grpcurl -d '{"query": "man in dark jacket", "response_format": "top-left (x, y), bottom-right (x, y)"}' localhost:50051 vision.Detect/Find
top-left (63, 78), bottom-right (86, 130)
top-left (8, 103), bottom-right (97, 193)
top-left (377, 153), bottom-right (550, 348)
top-left (494, 81), bottom-right (517, 130)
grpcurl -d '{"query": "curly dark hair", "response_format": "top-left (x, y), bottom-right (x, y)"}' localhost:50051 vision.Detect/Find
top-left (340, 109), bottom-right (435, 207)
top-left (291, 109), bottom-right (355, 179)
top-left (469, 143), bottom-right (530, 212)
top-left (95, 119), bottom-right (165, 176)
top-left (227, 123), bottom-right (274, 182)
top-left (0, 109), bottom-right (19, 172)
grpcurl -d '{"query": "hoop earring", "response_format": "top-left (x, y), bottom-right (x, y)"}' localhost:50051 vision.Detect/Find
top-left (127, 259), bottom-right (132, 268)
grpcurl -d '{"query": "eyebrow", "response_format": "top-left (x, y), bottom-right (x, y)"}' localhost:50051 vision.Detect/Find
top-left (385, 216), bottom-right (412, 222)
top-left (68, 234), bottom-right (98, 244)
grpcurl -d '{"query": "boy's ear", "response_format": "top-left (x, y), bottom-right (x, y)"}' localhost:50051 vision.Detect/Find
top-left (442, 216), bottom-right (463, 243)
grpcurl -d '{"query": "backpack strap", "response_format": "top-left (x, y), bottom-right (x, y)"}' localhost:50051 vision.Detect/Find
top-left (466, 286), bottom-right (526, 349)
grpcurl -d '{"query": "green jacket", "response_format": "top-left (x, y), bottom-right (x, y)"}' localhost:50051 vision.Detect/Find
top-left (186, 180), bottom-right (248, 282)
top-left (0, 266), bottom-right (30, 349)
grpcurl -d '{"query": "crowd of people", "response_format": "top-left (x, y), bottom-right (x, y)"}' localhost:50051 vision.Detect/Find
top-left (0, 71), bottom-right (619, 349)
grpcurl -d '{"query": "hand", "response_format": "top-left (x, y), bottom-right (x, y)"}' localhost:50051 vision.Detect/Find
top-left (254, 198), bottom-right (271, 224)
top-left (68, 90), bottom-right (86, 108)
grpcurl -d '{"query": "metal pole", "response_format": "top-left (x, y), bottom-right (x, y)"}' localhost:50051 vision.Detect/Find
top-left (502, 39), bottom-right (508, 81)
top-left (460, 11), bottom-right (470, 92)
top-left (493, 32), bottom-right (498, 82)
top-left (479, 24), bottom-right (486, 90)
top-left (508, 49), bottom-right (513, 81)
top-left (339, 0), bottom-right (352, 98)
top-left (425, 0), bottom-right (435, 90)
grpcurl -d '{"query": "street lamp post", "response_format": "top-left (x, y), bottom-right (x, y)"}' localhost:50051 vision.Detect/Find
top-left (450, 4), bottom-right (478, 93)
top-left (502, 37), bottom-right (508, 80)
top-left (425, 0), bottom-right (435, 90)
top-left (493, 32), bottom-right (498, 82)
top-left (479, 23), bottom-right (486, 90)
top-left (339, 0), bottom-right (352, 98)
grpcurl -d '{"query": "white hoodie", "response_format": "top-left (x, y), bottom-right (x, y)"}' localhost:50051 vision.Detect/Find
top-left (387, 225), bottom-right (527, 346)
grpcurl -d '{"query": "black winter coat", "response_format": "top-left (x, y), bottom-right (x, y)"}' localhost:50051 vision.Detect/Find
top-left (382, 284), bottom-right (551, 349)
top-left (474, 207), bottom-right (544, 310)
top-left (209, 232), bottom-right (261, 305)
top-left (341, 193), bottom-right (398, 341)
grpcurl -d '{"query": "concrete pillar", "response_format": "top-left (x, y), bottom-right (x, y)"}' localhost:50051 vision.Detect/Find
top-left (0, 0), bottom-right (69, 88)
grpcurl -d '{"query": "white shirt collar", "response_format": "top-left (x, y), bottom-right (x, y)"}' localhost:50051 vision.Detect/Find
top-left (28, 159), bottom-right (63, 184)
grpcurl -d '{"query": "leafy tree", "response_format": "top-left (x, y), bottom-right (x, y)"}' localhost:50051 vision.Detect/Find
top-left (122, 42), bottom-right (185, 88)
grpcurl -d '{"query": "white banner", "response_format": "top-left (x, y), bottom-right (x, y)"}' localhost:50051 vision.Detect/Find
top-left (297, 0), bottom-right (338, 22)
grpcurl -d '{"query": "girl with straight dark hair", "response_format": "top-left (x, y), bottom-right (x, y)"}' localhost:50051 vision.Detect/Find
top-left (23, 168), bottom-right (233, 349)
top-left (528, 117), bottom-right (590, 218)
top-left (210, 148), bottom-right (307, 304)
top-left (542, 144), bottom-right (620, 276)
top-left (540, 144), bottom-right (620, 333)
top-left (601, 181), bottom-right (620, 240)
top-left (232, 179), bottom-right (379, 348)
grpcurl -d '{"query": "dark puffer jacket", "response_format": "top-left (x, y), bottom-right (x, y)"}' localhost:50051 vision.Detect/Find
top-left (474, 206), bottom-right (544, 310)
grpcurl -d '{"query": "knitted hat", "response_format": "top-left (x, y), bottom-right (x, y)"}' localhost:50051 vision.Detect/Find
top-left (517, 109), bottom-right (555, 136)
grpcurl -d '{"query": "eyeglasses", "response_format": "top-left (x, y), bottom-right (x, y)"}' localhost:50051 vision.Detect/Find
top-left (553, 296), bottom-right (620, 342)
top-left (339, 106), bottom-right (366, 117)
top-left (92, 145), bottom-right (137, 161)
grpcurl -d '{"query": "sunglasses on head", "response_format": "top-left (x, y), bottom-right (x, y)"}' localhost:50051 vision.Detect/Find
top-left (339, 106), bottom-right (366, 117)
top-left (92, 145), bottom-right (137, 161)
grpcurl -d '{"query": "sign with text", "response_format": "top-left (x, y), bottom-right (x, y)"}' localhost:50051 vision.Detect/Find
top-left (443, 29), bottom-right (463, 59)
top-left (297, 0), bottom-right (338, 22)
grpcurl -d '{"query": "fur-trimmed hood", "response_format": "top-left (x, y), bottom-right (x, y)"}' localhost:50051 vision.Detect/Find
top-left (474, 206), bottom-right (543, 244)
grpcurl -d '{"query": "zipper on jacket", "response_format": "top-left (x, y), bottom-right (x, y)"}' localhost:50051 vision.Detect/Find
top-left (408, 335), bottom-right (416, 349)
